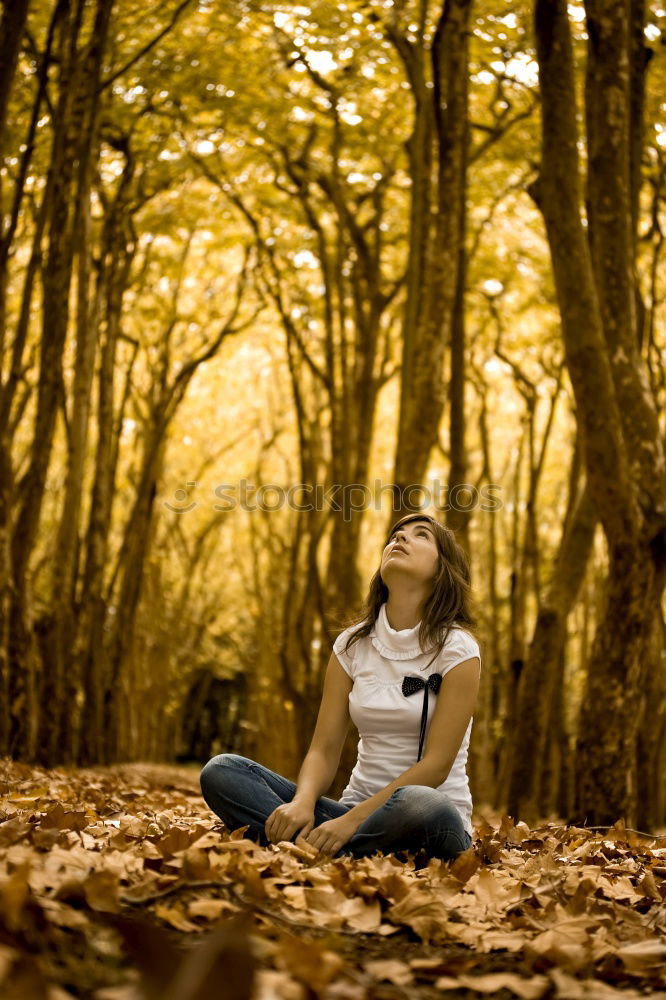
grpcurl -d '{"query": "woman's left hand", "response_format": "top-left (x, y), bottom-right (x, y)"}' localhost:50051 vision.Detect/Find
top-left (301, 812), bottom-right (362, 857)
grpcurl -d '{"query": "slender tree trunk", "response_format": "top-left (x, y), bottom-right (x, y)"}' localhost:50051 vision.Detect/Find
top-left (477, 385), bottom-right (501, 803)
top-left (78, 159), bottom-right (136, 764)
top-left (635, 611), bottom-right (666, 830)
top-left (496, 430), bottom-right (526, 805)
top-left (507, 466), bottom-right (596, 825)
top-left (39, 0), bottom-right (115, 765)
top-left (0, 0), bottom-right (31, 155)
top-left (0, 178), bottom-right (52, 755)
top-left (539, 644), bottom-right (565, 820)
top-left (387, 18), bottom-right (434, 512)
top-left (103, 429), bottom-right (164, 760)
top-left (393, 0), bottom-right (472, 505)
top-left (9, 0), bottom-right (86, 756)
top-left (446, 192), bottom-right (470, 548)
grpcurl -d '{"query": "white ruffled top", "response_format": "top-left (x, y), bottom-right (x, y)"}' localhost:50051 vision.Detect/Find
top-left (333, 602), bottom-right (481, 837)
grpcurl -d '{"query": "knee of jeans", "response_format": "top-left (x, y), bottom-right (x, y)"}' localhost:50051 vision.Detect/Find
top-left (438, 828), bottom-right (468, 857)
top-left (398, 784), bottom-right (434, 797)
top-left (394, 787), bottom-right (466, 835)
top-left (391, 785), bottom-right (437, 818)
top-left (199, 753), bottom-right (243, 794)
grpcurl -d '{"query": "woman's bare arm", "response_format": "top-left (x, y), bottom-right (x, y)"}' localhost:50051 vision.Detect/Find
top-left (292, 651), bottom-right (353, 807)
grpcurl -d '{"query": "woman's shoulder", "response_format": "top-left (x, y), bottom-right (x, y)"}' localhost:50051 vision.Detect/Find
top-left (447, 623), bottom-right (479, 644)
top-left (332, 621), bottom-right (369, 677)
top-left (334, 620), bottom-right (369, 646)
top-left (439, 624), bottom-right (481, 666)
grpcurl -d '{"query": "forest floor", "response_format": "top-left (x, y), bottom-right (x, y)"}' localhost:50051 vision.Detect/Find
top-left (0, 758), bottom-right (665, 1000)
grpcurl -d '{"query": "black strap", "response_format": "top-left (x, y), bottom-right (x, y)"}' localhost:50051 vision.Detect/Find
top-left (402, 673), bottom-right (442, 761)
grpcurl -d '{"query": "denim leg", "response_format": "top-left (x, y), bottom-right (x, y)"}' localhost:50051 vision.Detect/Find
top-left (199, 753), bottom-right (351, 847)
top-left (335, 784), bottom-right (473, 862)
top-left (200, 758), bottom-right (472, 863)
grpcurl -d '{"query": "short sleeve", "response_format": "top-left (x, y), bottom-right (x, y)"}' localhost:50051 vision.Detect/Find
top-left (333, 629), bottom-right (357, 679)
top-left (438, 628), bottom-right (481, 679)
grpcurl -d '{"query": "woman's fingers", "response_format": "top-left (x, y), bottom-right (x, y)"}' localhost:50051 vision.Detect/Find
top-left (308, 833), bottom-right (334, 854)
top-left (266, 810), bottom-right (318, 846)
top-left (266, 817), bottom-right (293, 842)
top-left (265, 812), bottom-right (280, 840)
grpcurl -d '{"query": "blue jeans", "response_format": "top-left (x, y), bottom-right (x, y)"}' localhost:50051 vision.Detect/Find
top-left (199, 753), bottom-right (473, 862)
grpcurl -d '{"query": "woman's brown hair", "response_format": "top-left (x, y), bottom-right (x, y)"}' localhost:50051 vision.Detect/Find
top-left (338, 513), bottom-right (476, 670)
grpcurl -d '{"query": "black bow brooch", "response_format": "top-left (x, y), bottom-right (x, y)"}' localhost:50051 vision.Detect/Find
top-left (401, 673), bottom-right (442, 762)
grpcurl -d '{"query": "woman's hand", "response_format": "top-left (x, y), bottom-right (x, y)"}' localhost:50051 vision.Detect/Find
top-left (265, 799), bottom-right (316, 844)
top-left (302, 812), bottom-right (362, 857)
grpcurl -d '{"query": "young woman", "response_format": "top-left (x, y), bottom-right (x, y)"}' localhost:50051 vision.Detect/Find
top-left (199, 512), bottom-right (481, 864)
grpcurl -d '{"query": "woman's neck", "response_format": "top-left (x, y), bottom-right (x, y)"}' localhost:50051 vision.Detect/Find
top-left (384, 593), bottom-right (425, 631)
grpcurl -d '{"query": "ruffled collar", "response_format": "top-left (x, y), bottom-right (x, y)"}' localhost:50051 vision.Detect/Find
top-left (371, 602), bottom-right (431, 660)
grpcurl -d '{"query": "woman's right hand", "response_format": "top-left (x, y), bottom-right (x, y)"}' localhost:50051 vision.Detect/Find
top-left (264, 798), bottom-right (315, 844)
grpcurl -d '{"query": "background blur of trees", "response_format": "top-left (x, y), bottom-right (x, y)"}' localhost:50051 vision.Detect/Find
top-left (0, 0), bottom-right (664, 832)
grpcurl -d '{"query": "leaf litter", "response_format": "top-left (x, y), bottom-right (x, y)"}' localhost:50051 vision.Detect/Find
top-left (0, 758), bottom-right (664, 999)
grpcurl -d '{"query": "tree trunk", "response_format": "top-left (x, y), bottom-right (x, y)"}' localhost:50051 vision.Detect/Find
top-left (539, 643), bottom-right (566, 821)
top-left (446, 203), bottom-right (470, 549)
top-left (41, 0), bottom-right (114, 765)
top-left (104, 431), bottom-right (164, 760)
top-left (393, 0), bottom-right (472, 504)
top-left (476, 383), bottom-right (501, 804)
top-left (9, 0), bottom-right (87, 755)
top-left (532, 0), bottom-right (666, 826)
top-left (0, 0), bottom-right (31, 156)
top-left (635, 611), bottom-right (666, 831)
top-left (78, 156), bottom-right (136, 764)
top-left (507, 467), bottom-right (596, 825)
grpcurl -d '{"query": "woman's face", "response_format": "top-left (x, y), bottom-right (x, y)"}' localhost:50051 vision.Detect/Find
top-left (381, 519), bottom-right (440, 589)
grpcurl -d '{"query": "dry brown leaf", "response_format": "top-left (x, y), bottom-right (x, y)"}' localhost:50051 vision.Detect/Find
top-left (186, 898), bottom-right (239, 921)
top-left (435, 971), bottom-right (550, 998)
top-left (153, 902), bottom-right (201, 932)
top-left (0, 863), bottom-right (32, 931)
top-left (0, 818), bottom-right (33, 847)
top-left (252, 968), bottom-right (306, 1000)
top-left (40, 803), bottom-right (89, 833)
top-left (470, 866), bottom-right (523, 912)
top-left (363, 958), bottom-right (414, 985)
top-left (336, 894), bottom-right (382, 932)
top-left (615, 938), bottom-right (666, 971)
top-left (83, 870), bottom-right (122, 913)
top-left (276, 934), bottom-right (345, 992)
top-left (547, 967), bottom-right (649, 999)
top-left (524, 914), bottom-right (599, 972)
top-left (385, 887), bottom-right (454, 943)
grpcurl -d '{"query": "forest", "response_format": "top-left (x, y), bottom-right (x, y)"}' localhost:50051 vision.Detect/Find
top-left (0, 0), bottom-right (665, 996)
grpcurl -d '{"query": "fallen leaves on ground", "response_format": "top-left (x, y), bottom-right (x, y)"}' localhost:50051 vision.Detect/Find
top-left (0, 757), bottom-right (665, 999)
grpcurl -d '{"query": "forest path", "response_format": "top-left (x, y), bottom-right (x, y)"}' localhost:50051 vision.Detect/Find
top-left (0, 758), bottom-right (664, 999)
